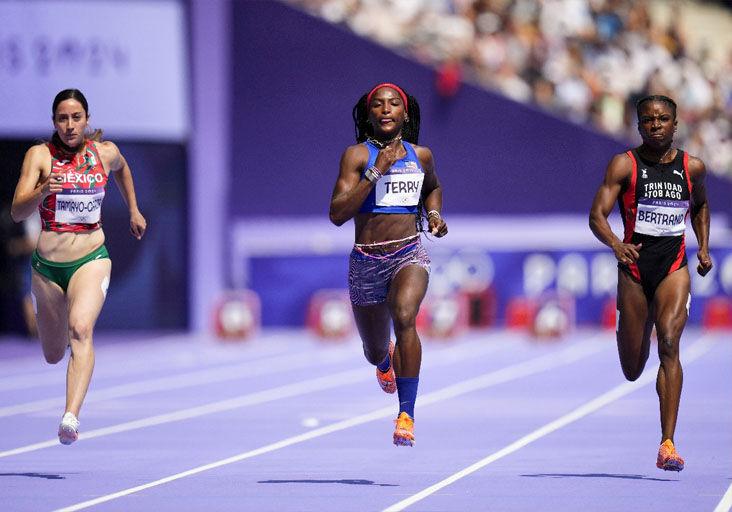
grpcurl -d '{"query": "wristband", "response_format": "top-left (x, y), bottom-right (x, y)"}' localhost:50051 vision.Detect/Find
top-left (427, 210), bottom-right (441, 219)
top-left (364, 165), bottom-right (383, 183)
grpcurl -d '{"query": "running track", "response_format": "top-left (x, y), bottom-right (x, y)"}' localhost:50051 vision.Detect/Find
top-left (1, 328), bottom-right (730, 511)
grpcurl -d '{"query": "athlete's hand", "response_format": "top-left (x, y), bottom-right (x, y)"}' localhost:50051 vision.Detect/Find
top-left (429, 215), bottom-right (448, 237)
top-left (612, 241), bottom-right (642, 265)
top-left (373, 138), bottom-right (401, 175)
top-left (697, 249), bottom-right (712, 276)
top-left (39, 173), bottom-right (63, 198)
top-left (130, 209), bottom-right (147, 240)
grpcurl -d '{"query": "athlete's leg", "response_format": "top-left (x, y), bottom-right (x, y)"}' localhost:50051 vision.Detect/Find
top-left (387, 265), bottom-right (428, 378)
top-left (64, 259), bottom-right (111, 417)
top-left (386, 265), bottom-right (428, 446)
top-left (352, 303), bottom-right (392, 365)
top-left (31, 271), bottom-right (69, 364)
top-left (653, 267), bottom-right (690, 443)
top-left (616, 270), bottom-right (653, 381)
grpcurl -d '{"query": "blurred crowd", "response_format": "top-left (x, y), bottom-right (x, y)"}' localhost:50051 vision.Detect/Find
top-left (289, 0), bottom-right (732, 179)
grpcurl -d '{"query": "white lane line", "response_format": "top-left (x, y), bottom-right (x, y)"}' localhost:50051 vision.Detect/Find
top-left (0, 345), bottom-right (356, 417)
top-left (383, 336), bottom-right (717, 512)
top-left (0, 338), bottom-right (293, 393)
top-left (52, 339), bottom-right (608, 512)
top-left (714, 482), bottom-right (732, 512)
top-left (0, 332), bottom-right (522, 459)
top-left (0, 334), bottom-right (202, 375)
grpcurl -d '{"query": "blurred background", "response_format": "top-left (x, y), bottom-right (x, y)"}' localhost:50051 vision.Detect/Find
top-left (1, 0), bottom-right (731, 341)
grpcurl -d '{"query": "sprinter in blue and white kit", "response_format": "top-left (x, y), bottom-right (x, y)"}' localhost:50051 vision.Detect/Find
top-left (329, 83), bottom-right (447, 447)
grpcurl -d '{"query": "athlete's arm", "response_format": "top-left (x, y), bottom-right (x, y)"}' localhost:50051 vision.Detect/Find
top-left (329, 145), bottom-right (372, 226)
top-left (417, 146), bottom-right (446, 237)
top-left (101, 141), bottom-right (146, 240)
top-left (329, 140), bottom-right (401, 226)
top-left (688, 156), bottom-right (712, 276)
top-left (11, 145), bottom-right (58, 222)
top-left (589, 152), bottom-right (642, 264)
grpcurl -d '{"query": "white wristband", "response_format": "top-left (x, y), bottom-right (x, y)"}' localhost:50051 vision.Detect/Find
top-left (427, 210), bottom-right (441, 219)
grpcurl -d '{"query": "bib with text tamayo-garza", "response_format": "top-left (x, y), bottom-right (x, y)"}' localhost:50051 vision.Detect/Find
top-left (634, 198), bottom-right (688, 237)
top-left (54, 188), bottom-right (105, 224)
top-left (375, 164), bottom-right (424, 207)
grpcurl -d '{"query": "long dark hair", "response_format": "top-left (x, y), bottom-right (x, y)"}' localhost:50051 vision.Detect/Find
top-left (50, 88), bottom-right (103, 150)
top-left (352, 85), bottom-right (427, 232)
top-left (352, 86), bottom-right (421, 144)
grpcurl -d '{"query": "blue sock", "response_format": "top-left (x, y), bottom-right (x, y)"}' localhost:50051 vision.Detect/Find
top-left (396, 377), bottom-right (419, 419)
top-left (376, 352), bottom-right (391, 373)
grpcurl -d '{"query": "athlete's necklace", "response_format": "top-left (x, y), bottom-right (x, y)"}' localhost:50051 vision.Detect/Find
top-left (366, 135), bottom-right (402, 149)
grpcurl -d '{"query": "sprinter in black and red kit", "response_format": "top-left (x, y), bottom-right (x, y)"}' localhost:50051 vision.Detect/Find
top-left (589, 95), bottom-right (712, 472)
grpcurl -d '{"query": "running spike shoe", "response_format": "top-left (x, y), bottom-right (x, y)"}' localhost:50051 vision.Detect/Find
top-left (58, 412), bottom-right (80, 445)
top-left (393, 412), bottom-right (415, 447)
top-left (656, 439), bottom-right (684, 471)
top-left (377, 341), bottom-right (396, 394)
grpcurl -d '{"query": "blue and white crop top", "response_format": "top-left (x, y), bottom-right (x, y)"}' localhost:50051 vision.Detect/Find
top-left (359, 140), bottom-right (425, 214)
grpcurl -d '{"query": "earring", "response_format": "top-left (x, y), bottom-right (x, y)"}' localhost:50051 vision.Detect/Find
top-left (405, 116), bottom-right (410, 123)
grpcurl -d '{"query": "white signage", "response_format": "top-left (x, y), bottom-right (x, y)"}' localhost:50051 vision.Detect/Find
top-left (0, 0), bottom-right (188, 140)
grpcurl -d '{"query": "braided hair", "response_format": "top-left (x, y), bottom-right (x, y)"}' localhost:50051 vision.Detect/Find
top-left (352, 85), bottom-right (427, 232)
top-left (636, 94), bottom-right (677, 120)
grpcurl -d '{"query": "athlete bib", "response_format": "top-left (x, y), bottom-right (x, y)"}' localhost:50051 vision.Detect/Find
top-left (54, 189), bottom-right (105, 224)
top-left (635, 198), bottom-right (688, 237)
top-left (375, 171), bottom-right (424, 207)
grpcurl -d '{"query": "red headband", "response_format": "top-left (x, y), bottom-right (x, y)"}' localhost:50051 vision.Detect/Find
top-left (366, 83), bottom-right (408, 113)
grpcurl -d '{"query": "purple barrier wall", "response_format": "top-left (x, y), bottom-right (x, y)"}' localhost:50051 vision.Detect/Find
top-left (230, 1), bottom-right (731, 217)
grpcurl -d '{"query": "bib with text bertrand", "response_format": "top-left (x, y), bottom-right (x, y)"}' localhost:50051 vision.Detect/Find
top-left (634, 198), bottom-right (688, 237)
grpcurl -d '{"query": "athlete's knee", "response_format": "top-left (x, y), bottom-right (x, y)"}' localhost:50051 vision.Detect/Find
top-left (621, 364), bottom-right (644, 382)
top-left (43, 349), bottom-right (65, 365)
top-left (618, 347), bottom-right (647, 381)
top-left (391, 304), bottom-right (418, 331)
top-left (657, 336), bottom-right (680, 362)
top-left (362, 343), bottom-right (388, 365)
top-left (68, 319), bottom-right (94, 344)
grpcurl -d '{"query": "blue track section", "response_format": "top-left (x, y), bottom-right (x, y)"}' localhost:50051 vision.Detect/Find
top-left (0, 329), bottom-right (730, 511)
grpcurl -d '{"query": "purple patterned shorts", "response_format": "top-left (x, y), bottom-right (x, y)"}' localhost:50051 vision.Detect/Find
top-left (348, 239), bottom-right (431, 306)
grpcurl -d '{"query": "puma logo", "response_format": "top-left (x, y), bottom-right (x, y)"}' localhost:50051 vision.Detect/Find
top-left (673, 169), bottom-right (683, 179)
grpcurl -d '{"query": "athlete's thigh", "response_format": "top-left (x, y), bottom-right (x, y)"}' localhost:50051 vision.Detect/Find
top-left (66, 259), bottom-right (112, 329)
top-left (31, 271), bottom-right (69, 353)
top-left (352, 302), bottom-right (391, 346)
top-left (616, 270), bottom-right (652, 356)
top-left (653, 267), bottom-right (690, 339)
top-left (386, 265), bottom-right (429, 317)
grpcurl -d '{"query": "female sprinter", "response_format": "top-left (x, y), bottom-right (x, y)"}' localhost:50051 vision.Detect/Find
top-left (329, 83), bottom-right (447, 446)
top-left (589, 95), bottom-right (712, 471)
top-left (11, 89), bottom-right (146, 445)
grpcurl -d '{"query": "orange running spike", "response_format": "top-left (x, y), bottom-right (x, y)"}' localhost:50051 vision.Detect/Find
top-left (393, 412), bottom-right (415, 447)
top-left (657, 439), bottom-right (685, 471)
top-left (376, 341), bottom-right (396, 394)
